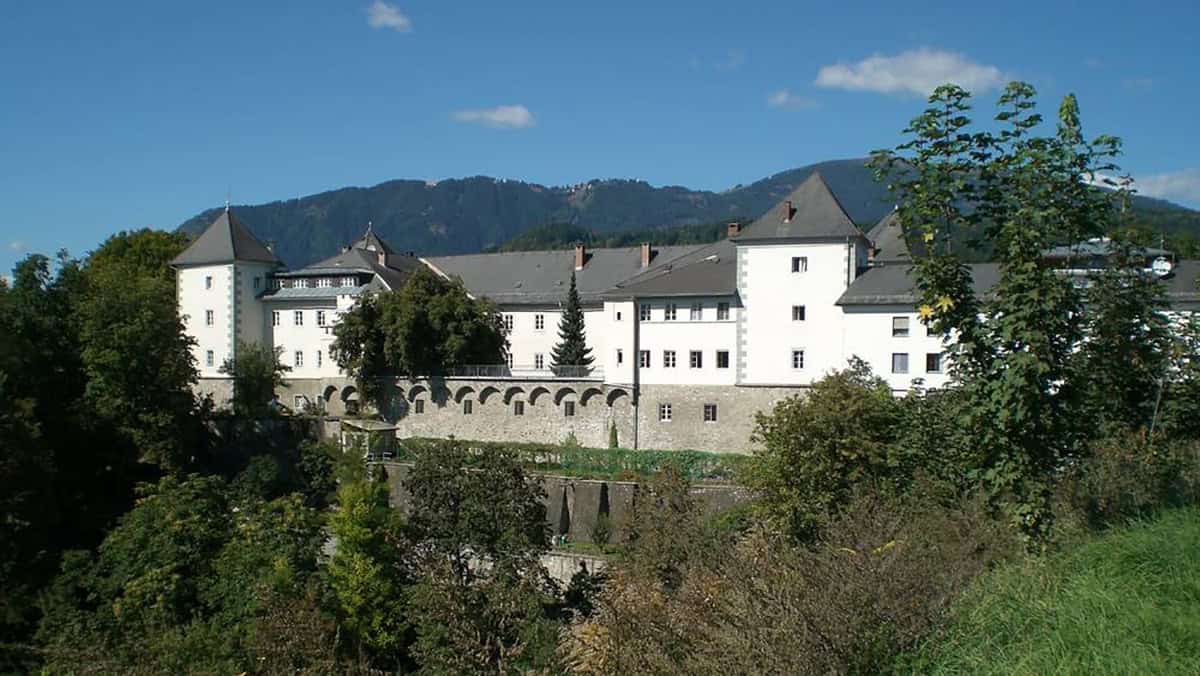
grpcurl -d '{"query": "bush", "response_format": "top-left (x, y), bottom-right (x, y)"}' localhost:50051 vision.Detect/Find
top-left (1058, 433), bottom-right (1200, 531)
top-left (562, 484), bottom-right (1018, 675)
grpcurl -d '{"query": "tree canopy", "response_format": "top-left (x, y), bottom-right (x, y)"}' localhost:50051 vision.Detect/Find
top-left (551, 271), bottom-right (594, 370)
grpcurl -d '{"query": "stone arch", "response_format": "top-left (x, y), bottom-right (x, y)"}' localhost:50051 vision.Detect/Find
top-left (407, 384), bottom-right (428, 402)
top-left (341, 386), bottom-right (359, 403)
top-left (503, 386), bottom-right (526, 405)
top-left (605, 388), bottom-right (630, 407)
top-left (322, 385), bottom-right (338, 403)
top-left (580, 387), bottom-right (604, 406)
top-left (453, 385), bottom-right (475, 403)
top-left (478, 386), bottom-right (501, 404)
top-left (528, 386), bottom-right (551, 405)
top-left (553, 386), bottom-right (578, 406)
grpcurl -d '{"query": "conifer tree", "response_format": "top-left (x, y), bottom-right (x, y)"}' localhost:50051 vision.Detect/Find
top-left (551, 271), bottom-right (594, 370)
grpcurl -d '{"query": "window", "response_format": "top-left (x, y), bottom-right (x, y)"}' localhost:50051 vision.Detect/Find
top-left (791, 256), bottom-right (808, 273)
top-left (792, 305), bottom-right (806, 321)
top-left (344, 276), bottom-right (356, 287)
top-left (317, 277), bottom-right (331, 288)
top-left (926, 352), bottom-right (943, 373)
top-left (639, 304), bottom-right (651, 321)
top-left (615, 308), bottom-right (623, 321)
top-left (690, 303), bottom-right (702, 320)
top-left (205, 309), bottom-right (214, 326)
top-left (294, 310), bottom-right (303, 326)
top-left (205, 275), bottom-right (213, 289)
top-left (717, 302), bottom-right (730, 320)
top-left (535, 314), bottom-right (545, 331)
top-left (504, 314), bottom-right (513, 332)
top-left (253, 276), bottom-right (260, 290)
top-left (616, 349), bottom-right (624, 365)
top-left (513, 400), bottom-right (525, 416)
top-left (414, 399), bottom-right (425, 414)
top-left (703, 404), bottom-right (718, 423)
top-left (506, 353), bottom-right (514, 368)
top-left (892, 352), bottom-right (909, 374)
top-left (317, 350), bottom-right (323, 367)
top-left (639, 350), bottom-right (651, 368)
top-left (717, 350), bottom-right (730, 369)
top-left (205, 350), bottom-right (214, 367)
top-left (317, 310), bottom-right (326, 327)
top-left (659, 403), bottom-right (672, 422)
top-left (690, 350), bottom-right (702, 368)
top-left (271, 311), bottom-right (280, 326)
top-left (664, 304), bottom-right (677, 321)
top-left (791, 349), bottom-right (805, 369)
top-left (535, 353), bottom-right (545, 370)
top-left (295, 351), bottom-right (304, 367)
top-left (564, 401), bottom-right (576, 417)
top-left (463, 400), bottom-right (473, 415)
top-left (663, 350), bottom-right (676, 368)
top-left (892, 316), bottom-right (910, 337)
top-left (927, 323), bottom-right (938, 337)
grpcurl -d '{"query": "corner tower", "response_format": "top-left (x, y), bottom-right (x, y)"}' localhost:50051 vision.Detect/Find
top-left (171, 207), bottom-right (283, 385)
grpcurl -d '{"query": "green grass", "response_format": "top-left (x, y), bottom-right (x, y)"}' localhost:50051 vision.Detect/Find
top-left (901, 507), bottom-right (1200, 675)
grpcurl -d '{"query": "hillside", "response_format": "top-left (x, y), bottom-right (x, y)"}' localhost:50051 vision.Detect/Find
top-left (177, 159), bottom-right (1200, 267)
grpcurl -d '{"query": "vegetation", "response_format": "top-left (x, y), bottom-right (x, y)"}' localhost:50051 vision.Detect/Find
top-left (904, 507), bottom-right (1200, 675)
top-left (219, 340), bottom-right (291, 417)
top-left (550, 271), bottom-right (594, 370)
top-left (331, 265), bottom-right (507, 406)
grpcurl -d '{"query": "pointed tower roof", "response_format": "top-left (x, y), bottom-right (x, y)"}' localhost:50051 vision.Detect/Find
top-left (172, 208), bottom-right (282, 266)
top-left (866, 210), bottom-right (911, 263)
top-left (738, 171), bottom-right (865, 242)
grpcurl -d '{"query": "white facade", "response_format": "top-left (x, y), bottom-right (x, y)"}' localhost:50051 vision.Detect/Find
top-left (177, 261), bottom-right (277, 377)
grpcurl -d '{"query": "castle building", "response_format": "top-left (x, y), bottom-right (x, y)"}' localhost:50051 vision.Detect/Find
top-left (174, 174), bottom-right (1200, 452)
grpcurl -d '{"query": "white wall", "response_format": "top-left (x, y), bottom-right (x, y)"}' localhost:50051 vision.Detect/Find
top-left (841, 305), bottom-right (951, 391)
top-left (500, 306), bottom-right (606, 373)
top-left (178, 264), bottom-right (234, 377)
top-left (635, 296), bottom-right (739, 386)
top-left (600, 301), bottom-right (636, 385)
top-left (266, 300), bottom-right (343, 379)
top-left (737, 240), bottom-right (859, 385)
top-left (233, 262), bottom-right (275, 348)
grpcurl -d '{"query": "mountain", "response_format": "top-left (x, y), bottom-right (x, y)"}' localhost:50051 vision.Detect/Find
top-left (177, 159), bottom-right (1200, 267)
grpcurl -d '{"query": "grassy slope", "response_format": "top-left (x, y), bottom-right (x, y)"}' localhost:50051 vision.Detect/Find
top-left (904, 507), bottom-right (1200, 675)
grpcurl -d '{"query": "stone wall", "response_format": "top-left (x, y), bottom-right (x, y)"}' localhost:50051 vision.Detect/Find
top-left (378, 462), bottom-right (751, 544)
top-left (254, 376), bottom-right (808, 454)
top-left (195, 377), bottom-right (235, 409)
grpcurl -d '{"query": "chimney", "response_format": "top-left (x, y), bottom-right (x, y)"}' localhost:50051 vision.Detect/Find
top-left (727, 222), bottom-right (742, 238)
top-left (574, 242), bottom-right (586, 270)
top-left (640, 242), bottom-right (652, 268)
top-left (782, 200), bottom-right (793, 223)
top-left (868, 245), bottom-right (877, 266)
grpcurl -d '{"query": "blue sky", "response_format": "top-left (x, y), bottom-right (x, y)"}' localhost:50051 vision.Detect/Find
top-left (3, 0), bottom-right (1199, 275)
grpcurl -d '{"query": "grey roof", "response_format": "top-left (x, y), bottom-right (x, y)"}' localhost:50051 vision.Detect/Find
top-left (838, 263), bottom-right (1001, 306)
top-left (261, 285), bottom-right (368, 301)
top-left (866, 211), bottom-right (910, 263)
top-left (424, 244), bottom-right (702, 305)
top-left (738, 171), bottom-right (866, 242)
top-left (172, 209), bottom-right (282, 266)
top-left (604, 239), bottom-right (738, 298)
top-left (1043, 239), bottom-right (1171, 260)
top-left (279, 227), bottom-right (423, 290)
top-left (839, 260), bottom-right (1200, 307)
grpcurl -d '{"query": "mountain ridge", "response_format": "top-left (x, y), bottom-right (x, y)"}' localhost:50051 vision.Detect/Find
top-left (177, 159), bottom-right (1200, 268)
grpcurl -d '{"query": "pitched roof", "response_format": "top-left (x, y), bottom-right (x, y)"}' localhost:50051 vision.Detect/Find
top-left (866, 210), bottom-right (910, 263)
top-left (277, 227), bottom-right (423, 290)
top-left (604, 239), bottom-right (738, 298)
top-left (738, 171), bottom-right (865, 242)
top-left (424, 244), bottom-right (701, 305)
top-left (171, 208), bottom-right (282, 266)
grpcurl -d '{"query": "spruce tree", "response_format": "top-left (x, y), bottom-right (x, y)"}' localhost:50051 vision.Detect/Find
top-left (551, 271), bottom-right (594, 370)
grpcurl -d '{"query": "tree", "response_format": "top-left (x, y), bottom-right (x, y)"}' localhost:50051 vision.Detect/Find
top-left (872, 83), bottom-right (1126, 539)
top-left (744, 359), bottom-right (904, 540)
top-left (219, 340), bottom-right (291, 417)
top-left (551, 271), bottom-right (594, 370)
top-left (333, 266), bottom-right (507, 406)
top-left (77, 230), bottom-right (204, 470)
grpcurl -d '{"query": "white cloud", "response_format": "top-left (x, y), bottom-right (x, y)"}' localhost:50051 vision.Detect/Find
top-left (815, 48), bottom-right (1007, 96)
top-left (366, 1), bottom-right (412, 32)
top-left (452, 105), bottom-right (536, 129)
top-left (767, 88), bottom-right (818, 111)
top-left (1134, 169), bottom-right (1200, 205)
top-left (8, 240), bottom-right (26, 253)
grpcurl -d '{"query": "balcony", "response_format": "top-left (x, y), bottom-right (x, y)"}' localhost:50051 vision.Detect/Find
top-left (442, 364), bottom-right (604, 381)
